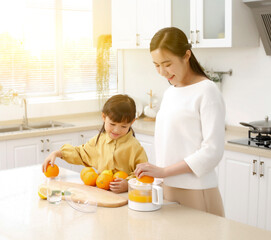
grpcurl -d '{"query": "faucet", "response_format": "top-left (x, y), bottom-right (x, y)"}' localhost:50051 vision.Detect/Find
top-left (22, 98), bottom-right (28, 127)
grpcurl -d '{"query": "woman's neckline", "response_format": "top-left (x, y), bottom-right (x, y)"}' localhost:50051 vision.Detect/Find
top-left (172, 79), bottom-right (209, 89)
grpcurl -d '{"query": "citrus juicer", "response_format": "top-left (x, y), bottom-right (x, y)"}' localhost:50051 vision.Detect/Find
top-left (128, 178), bottom-right (163, 211)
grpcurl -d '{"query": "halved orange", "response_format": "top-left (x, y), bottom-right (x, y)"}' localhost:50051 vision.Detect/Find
top-left (136, 176), bottom-right (154, 184)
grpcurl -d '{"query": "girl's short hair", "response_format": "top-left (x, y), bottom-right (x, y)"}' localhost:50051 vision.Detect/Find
top-left (150, 27), bottom-right (208, 79)
top-left (96, 94), bottom-right (136, 144)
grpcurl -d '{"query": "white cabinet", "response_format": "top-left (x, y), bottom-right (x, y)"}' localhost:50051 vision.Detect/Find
top-left (0, 141), bottom-right (6, 170)
top-left (6, 137), bottom-right (41, 169)
top-left (41, 133), bottom-right (79, 171)
top-left (112, 0), bottom-right (258, 49)
top-left (112, 0), bottom-right (171, 48)
top-left (257, 156), bottom-right (271, 231)
top-left (5, 133), bottom-right (78, 170)
top-left (172, 0), bottom-right (230, 47)
top-left (136, 133), bottom-right (155, 165)
top-left (172, 0), bottom-right (258, 48)
top-left (73, 130), bottom-right (99, 172)
top-left (77, 130), bottom-right (99, 145)
top-left (219, 150), bottom-right (271, 231)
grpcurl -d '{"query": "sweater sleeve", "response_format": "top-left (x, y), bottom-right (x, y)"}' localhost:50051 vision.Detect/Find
top-left (184, 93), bottom-right (225, 177)
top-left (60, 135), bottom-right (99, 167)
top-left (127, 145), bottom-right (148, 180)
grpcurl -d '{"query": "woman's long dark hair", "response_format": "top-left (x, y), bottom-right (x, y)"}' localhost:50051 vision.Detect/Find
top-left (150, 27), bottom-right (208, 79)
top-left (96, 94), bottom-right (136, 144)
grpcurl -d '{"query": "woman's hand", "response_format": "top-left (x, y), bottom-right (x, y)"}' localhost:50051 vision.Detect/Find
top-left (42, 150), bottom-right (62, 173)
top-left (110, 178), bottom-right (128, 193)
top-left (134, 162), bottom-right (165, 179)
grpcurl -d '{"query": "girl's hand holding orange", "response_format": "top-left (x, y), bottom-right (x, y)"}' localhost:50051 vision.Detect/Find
top-left (42, 150), bottom-right (62, 173)
top-left (44, 164), bottom-right (59, 178)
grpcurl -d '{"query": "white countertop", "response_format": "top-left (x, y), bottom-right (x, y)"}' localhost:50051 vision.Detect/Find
top-left (1, 113), bottom-right (271, 158)
top-left (1, 165), bottom-right (271, 240)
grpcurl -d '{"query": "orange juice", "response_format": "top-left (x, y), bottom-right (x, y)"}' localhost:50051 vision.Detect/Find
top-left (128, 189), bottom-right (152, 203)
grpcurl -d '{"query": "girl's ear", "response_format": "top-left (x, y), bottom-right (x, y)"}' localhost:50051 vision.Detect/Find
top-left (102, 113), bottom-right (106, 122)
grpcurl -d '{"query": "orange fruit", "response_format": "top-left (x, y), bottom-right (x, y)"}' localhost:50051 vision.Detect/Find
top-left (80, 167), bottom-right (96, 181)
top-left (82, 171), bottom-right (98, 186)
top-left (101, 169), bottom-right (113, 176)
top-left (96, 174), bottom-right (113, 190)
top-left (44, 164), bottom-right (59, 178)
top-left (113, 171), bottom-right (128, 180)
top-left (136, 176), bottom-right (154, 184)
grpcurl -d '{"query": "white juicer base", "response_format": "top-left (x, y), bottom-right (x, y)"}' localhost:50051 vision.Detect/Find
top-left (128, 200), bottom-right (161, 212)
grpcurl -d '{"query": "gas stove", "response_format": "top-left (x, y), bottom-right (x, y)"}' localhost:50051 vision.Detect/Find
top-left (228, 130), bottom-right (271, 150)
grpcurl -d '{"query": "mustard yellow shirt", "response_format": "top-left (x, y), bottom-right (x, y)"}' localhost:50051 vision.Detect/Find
top-left (60, 130), bottom-right (148, 179)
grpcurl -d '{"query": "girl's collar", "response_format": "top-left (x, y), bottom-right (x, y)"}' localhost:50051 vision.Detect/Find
top-left (105, 130), bottom-right (133, 144)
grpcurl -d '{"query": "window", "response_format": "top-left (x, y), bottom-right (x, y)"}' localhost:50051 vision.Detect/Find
top-left (0, 0), bottom-right (117, 98)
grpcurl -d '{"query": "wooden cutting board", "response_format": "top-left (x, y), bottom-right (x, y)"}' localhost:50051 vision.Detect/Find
top-left (45, 180), bottom-right (128, 208)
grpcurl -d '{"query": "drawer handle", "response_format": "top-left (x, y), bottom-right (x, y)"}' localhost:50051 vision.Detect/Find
top-left (252, 159), bottom-right (257, 175)
top-left (190, 30), bottom-right (194, 44)
top-left (41, 139), bottom-right (44, 152)
top-left (260, 161), bottom-right (264, 177)
top-left (196, 30), bottom-right (200, 44)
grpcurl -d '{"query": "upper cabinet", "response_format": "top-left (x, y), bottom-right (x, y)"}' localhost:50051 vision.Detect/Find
top-left (112, 0), bottom-right (171, 48)
top-left (112, 0), bottom-right (259, 49)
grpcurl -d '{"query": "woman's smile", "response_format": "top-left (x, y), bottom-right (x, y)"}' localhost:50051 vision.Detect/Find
top-left (167, 75), bottom-right (175, 81)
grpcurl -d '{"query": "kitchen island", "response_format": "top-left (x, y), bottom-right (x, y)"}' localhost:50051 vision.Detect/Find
top-left (0, 165), bottom-right (271, 240)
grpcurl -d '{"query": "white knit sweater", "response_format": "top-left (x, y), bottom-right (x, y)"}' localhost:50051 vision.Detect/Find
top-left (155, 80), bottom-right (225, 189)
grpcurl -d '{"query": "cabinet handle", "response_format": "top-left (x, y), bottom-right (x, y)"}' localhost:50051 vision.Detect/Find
top-left (190, 30), bottom-right (194, 44)
top-left (260, 161), bottom-right (264, 177)
top-left (46, 139), bottom-right (50, 152)
top-left (136, 33), bottom-right (140, 46)
top-left (40, 139), bottom-right (44, 152)
top-left (252, 159), bottom-right (257, 175)
top-left (196, 30), bottom-right (200, 44)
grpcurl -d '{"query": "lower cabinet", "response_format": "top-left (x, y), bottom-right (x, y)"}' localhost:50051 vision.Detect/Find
top-left (6, 136), bottom-right (42, 169)
top-left (0, 141), bottom-right (7, 170)
top-left (218, 150), bottom-right (271, 231)
top-left (2, 130), bottom-right (99, 173)
top-left (136, 133), bottom-right (155, 165)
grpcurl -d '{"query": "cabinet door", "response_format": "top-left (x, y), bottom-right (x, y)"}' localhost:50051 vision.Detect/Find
top-left (73, 130), bottom-right (99, 173)
top-left (78, 130), bottom-right (99, 145)
top-left (137, 0), bottom-right (171, 48)
top-left (136, 133), bottom-right (155, 165)
top-left (257, 157), bottom-right (271, 231)
top-left (6, 137), bottom-right (41, 169)
top-left (112, 0), bottom-right (137, 48)
top-left (46, 133), bottom-right (78, 171)
top-left (196, 0), bottom-right (231, 47)
top-left (222, 151), bottom-right (258, 226)
top-left (0, 141), bottom-right (7, 170)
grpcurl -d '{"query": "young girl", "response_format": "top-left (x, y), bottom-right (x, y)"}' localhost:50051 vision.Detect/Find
top-left (42, 94), bottom-right (148, 193)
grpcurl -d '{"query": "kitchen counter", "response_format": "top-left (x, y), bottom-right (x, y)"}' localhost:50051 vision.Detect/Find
top-left (1, 113), bottom-right (271, 158)
top-left (0, 112), bottom-right (155, 141)
top-left (0, 165), bottom-right (271, 240)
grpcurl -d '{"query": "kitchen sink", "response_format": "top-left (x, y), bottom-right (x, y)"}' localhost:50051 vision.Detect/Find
top-left (0, 125), bottom-right (32, 133)
top-left (0, 121), bottom-right (74, 133)
top-left (28, 121), bottom-right (74, 129)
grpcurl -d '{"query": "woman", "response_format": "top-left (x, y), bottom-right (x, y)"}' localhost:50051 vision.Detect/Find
top-left (134, 27), bottom-right (225, 216)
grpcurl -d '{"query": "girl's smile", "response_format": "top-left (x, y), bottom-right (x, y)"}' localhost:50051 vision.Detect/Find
top-left (102, 114), bottom-right (135, 140)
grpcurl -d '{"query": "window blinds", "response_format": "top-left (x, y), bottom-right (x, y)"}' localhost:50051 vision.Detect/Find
top-left (0, 0), bottom-right (117, 97)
